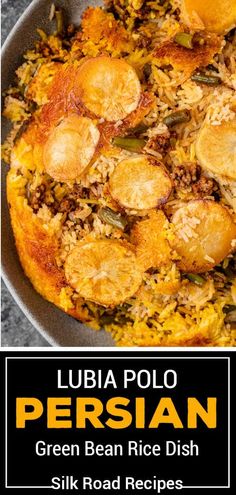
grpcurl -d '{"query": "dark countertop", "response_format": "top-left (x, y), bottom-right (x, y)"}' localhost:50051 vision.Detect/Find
top-left (2, 0), bottom-right (49, 347)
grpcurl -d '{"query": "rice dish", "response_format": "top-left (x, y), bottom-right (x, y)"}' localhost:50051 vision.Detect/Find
top-left (3, 0), bottom-right (236, 346)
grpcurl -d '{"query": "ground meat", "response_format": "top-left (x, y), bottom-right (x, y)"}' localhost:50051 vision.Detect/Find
top-left (28, 184), bottom-right (46, 211)
top-left (137, 36), bottom-right (152, 49)
top-left (68, 209), bottom-right (82, 224)
top-left (147, 132), bottom-right (170, 155)
top-left (172, 162), bottom-right (201, 188)
top-left (173, 7), bottom-right (180, 20)
top-left (172, 162), bottom-right (217, 197)
top-left (37, 42), bottom-right (52, 57)
top-left (58, 198), bottom-right (76, 213)
top-left (71, 184), bottom-right (89, 198)
top-left (192, 176), bottom-right (216, 197)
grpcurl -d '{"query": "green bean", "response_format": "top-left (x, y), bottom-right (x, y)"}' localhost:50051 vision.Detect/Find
top-left (98, 207), bottom-right (128, 230)
top-left (206, 64), bottom-right (219, 73)
top-left (225, 27), bottom-right (236, 41)
top-left (223, 266), bottom-right (235, 279)
top-left (112, 136), bottom-right (146, 152)
top-left (18, 84), bottom-right (26, 97)
top-left (129, 123), bottom-right (149, 135)
top-left (28, 101), bottom-right (38, 113)
top-left (225, 310), bottom-right (236, 323)
top-left (143, 63), bottom-right (152, 80)
top-left (163, 109), bottom-right (191, 127)
top-left (169, 137), bottom-right (176, 148)
top-left (99, 314), bottom-right (115, 326)
top-left (99, 313), bottom-right (132, 326)
top-left (55, 10), bottom-right (64, 35)
top-left (186, 274), bottom-right (205, 285)
top-left (14, 120), bottom-right (30, 144)
top-left (174, 32), bottom-right (193, 49)
top-left (116, 315), bottom-right (133, 324)
top-left (223, 305), bottom-right (236, 314)
top-left (191, 74), bottom-right (221, 85)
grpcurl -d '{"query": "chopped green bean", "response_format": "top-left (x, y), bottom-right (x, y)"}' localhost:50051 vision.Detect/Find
top-left (14, 120), bottom-right (30, 144)
top-left (174, 32), bottom-right (193, 49)
top-left (163, 109), bottom-right (191, 127)
top-left (112, 136), bottom-right (146, 152)
top-left (225, 310), bottom-right (236, 323)
top-left (98, 207), bottom-right (128, 230)
top-left (129, 123), bottom-right (149, 135)
top-left (28, 101), bottom-right (38, 113)
top-left (99, 314), bottom-right (115, 326)
top-left (55, 10), bottom-right (64, 35)
top-left (143, 63), bottom-right (152, 79)
top-left (169, 137), bottom-right (176, 148)
top-left (206, 64), bottom-right (219, 73)
top-left (186, 274), bottom-right (205, 285)
top-left (223, 305), bottom-right (236, 314)
top-left (223, 266), bottom-right (235, 279)
top-left (191, 74), bottom-right (221, 85)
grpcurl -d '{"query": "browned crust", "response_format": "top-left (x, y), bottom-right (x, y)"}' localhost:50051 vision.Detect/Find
top-left (7, 170), bottom-right (66, 307)
top-left (31, 63), bottom-right (154, 157)
top-left (26, 62), bottom-right (61, 103)
top-left (154, 33), bottom-right (221, 76)
top-left (80, 6), bottom-right (134, 53)
top-left (118, 333), bottom-right (218, 347)
top-left (130, 211), bottom-right (172, 271)
top-left (149, 337), bottom-right (212, 347)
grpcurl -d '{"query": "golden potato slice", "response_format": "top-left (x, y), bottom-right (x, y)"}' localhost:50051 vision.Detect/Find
top-left (65, 240), bottom-right (143, 306)
top-left (43, 115), bottom-right (100, 181)
top-left (75, 56), bottom-right (141, 121)
top-left (131, 211), bottom-right (172, 271)
top-left (109, 156), bottom-right (172, 211)
top-left (181, 0), bottom-right (236, 34)
top-left (196, 121), bottom-right (236, 180)
top-left (171, 200), bottom-right (236, 272)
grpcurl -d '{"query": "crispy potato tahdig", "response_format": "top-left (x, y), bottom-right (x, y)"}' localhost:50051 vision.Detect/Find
top-left (75, 56), bottom-right (141, 121)
top-left (3, 0), bottom-right (236, 346)
top-left (109, 156), bottom-right (172, 210)
top-left (172, 200), bottom-right (236, 273)
top-left (181, 0), bottom-right (236, 34)
top-left (43, 115), bottom-right (100, 181)
top-left (65, 240), bottom-right (143, 306)
top-left (196, 121), bottom-right (236, 180)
